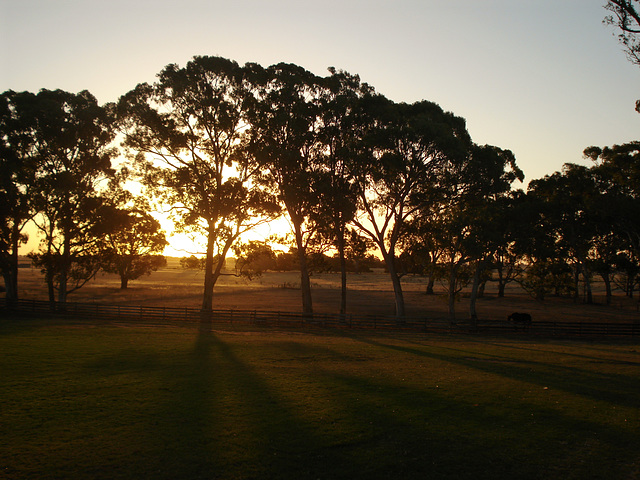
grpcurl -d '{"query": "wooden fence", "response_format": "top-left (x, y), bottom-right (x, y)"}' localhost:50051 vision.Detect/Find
top-left (1, 298), bottom-right (639, 337)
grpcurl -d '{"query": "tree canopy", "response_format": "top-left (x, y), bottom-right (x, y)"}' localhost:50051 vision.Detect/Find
top-left (3, 54), bottom-right (639, 319)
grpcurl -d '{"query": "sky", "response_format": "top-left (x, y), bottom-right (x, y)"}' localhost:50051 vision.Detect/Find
top-left (2, 0), bottom-right (640, 254)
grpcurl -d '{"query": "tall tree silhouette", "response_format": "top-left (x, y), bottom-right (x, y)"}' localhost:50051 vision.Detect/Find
top-left (118, 56), bottom-right (279, 312)
top-left (0, 91), bottom-right (39, 302)
top-left (27, 89), bottom-right (116, 306)
top-left (351, 99), bottom-right (471, 318)
top-left (245, 62), bottom-right (324, 315)
top-left (313, 68), bottom-right (374, 315)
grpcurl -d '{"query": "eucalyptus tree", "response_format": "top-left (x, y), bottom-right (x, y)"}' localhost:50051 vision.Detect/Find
top-left (527, 164), bottom-right (605, 303)
top-left (585, 142), bottom-right (640, 256)
top-left (585, 142), bottom-right (640, 299)
top-left (100, 203), bottom-right (168, 289)
top-left (458, 145), bottom-right (523, 322)
top-left (244, 62), bottom-right (325, 315)
top-left (351, 98), bottom-right (471, 318)
top-left (604, 1), bottom-right (640, 110)
top-left (492, 190), bottom-right (530, 298)
top-left (0, 90), bottom-right (39, 301)
top-left (312, 68), bottom-right (375, 315)
top-left (24, 89), bottom-right (116, 306)
top-left (605, 1), bottom-right (640, 67)
top-left (118, 56), bottom-right (279, 312)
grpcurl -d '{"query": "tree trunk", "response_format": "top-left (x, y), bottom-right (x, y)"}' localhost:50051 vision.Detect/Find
top-left (478, 280), bottom-right (486, 298)
top-left (496, 264), bottom-right (505, 298)
top-left (381, 250), bottom-right (405, 318)
top-left (2, 270), bottom-right (16, 303)
top-left (293, 221), bottom-right (313, 315)
top-left (572, 265), bottom-right (580, 301)
top-left (469, 259), bottom-right (485, 329)
top-left (58, 235), bottom-right (70, 306)
top-left (582, 264), bottom-right (593, 305)
top-left (201, 226), bottom-right (216, 312)
top-left (120, 276), bottom-right (129, 289)
top-left (337, 229), bottom-right (347, 316)
top-left (576, 257), bottom-right (593, 304)
top-left (5, 228), bottom-right (20, 302)
top-left (498, 281), bottom-right (506, 298)
top-left (601, 273), bottom-right (612, 305)
top-left (425, 275), bottom-right (435, 295)
top-left (2, 240), bottom-right (19, 304)
top-left (447, 264), bottom-right (458, 324)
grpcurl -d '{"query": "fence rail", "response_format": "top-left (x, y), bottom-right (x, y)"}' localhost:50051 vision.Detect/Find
top-left (1, 298), bottom-right (639, 337)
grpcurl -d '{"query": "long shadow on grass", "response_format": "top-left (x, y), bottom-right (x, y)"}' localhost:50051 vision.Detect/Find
top-left (152, 324), bottom-right (371, 479)
top-left (270, 337), bottom-right (639, 479)
top-left (342, 333), bottom-right (640, 411)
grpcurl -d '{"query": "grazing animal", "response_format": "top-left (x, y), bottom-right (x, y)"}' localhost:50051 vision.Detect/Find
top-left (507, 312), bottom-right (532, 330)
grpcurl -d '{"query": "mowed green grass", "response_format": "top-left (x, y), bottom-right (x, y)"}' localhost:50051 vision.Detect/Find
top-left (1, 317), bottom-right (639, 480)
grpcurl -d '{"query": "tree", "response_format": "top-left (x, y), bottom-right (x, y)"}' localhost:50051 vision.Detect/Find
top-left (26, 89), bottom-right (116, 306)
top-left (604, 1), bottom-right (640, 110)
top-left (100, 205), bottom-right (168, 289)
top-left (245, 62), bottom-right (325, 315)
top-left (118, 56), bottom-right (279, 312)
top-left (233, 240), bottom-right (277, 279)
top-left (585, 142), bottom-right (640, 301)
top-left (460, 145), bottom-right (524, 323)
top-left (180, 255), bottom-right (206, 270)
top-left (605, 1), bottom-right (640, 66)
top-left (491, 191), bottom-right (529, 298)
top-left (528, 164), bottom-right (603, 303)
top-left (0, 90), bottom-right (39, 302)
top-left (313, 68), bottom-right (374, 314)
top-left (351, 98), bottom-right (471, 318)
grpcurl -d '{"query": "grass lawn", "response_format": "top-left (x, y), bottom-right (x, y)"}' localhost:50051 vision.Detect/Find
top-left (1, 316), bottom-right (639, 479)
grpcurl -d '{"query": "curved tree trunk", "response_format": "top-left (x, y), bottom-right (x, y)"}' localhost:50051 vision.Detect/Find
top-left (381, 251), bottom-right (405, 318)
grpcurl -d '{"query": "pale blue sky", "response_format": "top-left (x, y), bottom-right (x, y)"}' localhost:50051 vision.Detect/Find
top-left (1, 0), bottom-right (639, 184)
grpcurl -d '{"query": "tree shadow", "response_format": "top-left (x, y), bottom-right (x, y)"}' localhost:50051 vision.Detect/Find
top-left (342, 333), bottom-right (640, 410)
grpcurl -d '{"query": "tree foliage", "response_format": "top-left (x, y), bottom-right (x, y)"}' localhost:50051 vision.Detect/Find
top-left (5, 54), bottom-right (640, 320)
top-left (25, 89), bottom-right (116, 306)
top-left (0, 91), bottom-right (39, 301)
top-left (604, 1), bottom-right (640, 111)
top-left (100, 205), bottom-right (168, 289)
top-left (118, 56), bottom-right (279, 311)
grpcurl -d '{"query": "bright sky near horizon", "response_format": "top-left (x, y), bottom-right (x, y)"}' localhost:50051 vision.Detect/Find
top-left (2, 0), bottom-right (640, 255)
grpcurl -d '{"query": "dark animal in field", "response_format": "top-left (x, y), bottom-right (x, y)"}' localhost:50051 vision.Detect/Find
top-left (507, 312), bottom-right (532, 330)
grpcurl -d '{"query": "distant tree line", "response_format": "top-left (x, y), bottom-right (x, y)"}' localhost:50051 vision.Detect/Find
top-left (2, 51), bottom-right (639, 321)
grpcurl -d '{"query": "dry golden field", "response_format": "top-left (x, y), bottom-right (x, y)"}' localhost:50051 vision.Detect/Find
top-left (12, 257), bottom-right (640, 325)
